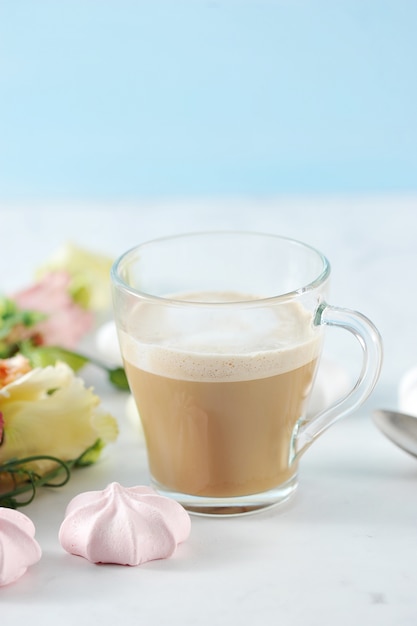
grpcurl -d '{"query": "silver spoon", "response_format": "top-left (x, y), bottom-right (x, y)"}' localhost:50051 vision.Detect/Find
top-left (373, 409), bottom-right (417, 458)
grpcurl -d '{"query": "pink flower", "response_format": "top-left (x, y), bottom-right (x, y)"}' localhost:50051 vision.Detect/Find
top-left (13, 271), bottom-right (94, 349)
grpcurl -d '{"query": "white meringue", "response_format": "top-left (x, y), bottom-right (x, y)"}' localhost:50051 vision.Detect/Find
top-left (0, 507), bottom-right (42, 586)
top-left (59, 482), bottom-right (191, 565)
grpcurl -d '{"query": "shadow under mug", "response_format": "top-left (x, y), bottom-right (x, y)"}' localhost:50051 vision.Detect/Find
top-left (111, 232), bottom-right (383, 516)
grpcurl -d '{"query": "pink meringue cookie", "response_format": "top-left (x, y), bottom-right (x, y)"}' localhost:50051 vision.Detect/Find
top-left (59, 482), bottom-right (191, 565)
top-left (0, 508), bottom-right (42, 586)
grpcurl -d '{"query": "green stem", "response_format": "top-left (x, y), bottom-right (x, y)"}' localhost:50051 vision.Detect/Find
top-left (0, 455), bottom-right (72, 508)
top-left (0, 440), bottom-right (105, 509)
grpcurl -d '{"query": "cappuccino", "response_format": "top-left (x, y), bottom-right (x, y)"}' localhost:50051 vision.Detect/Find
top-left (120, 292), bottom-right (321, 497)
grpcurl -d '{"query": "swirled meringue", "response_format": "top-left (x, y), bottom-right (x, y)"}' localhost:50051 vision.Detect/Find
top-left (59, 482), bottom-right (191, 565)
top-left (0, 508), bottom-right (42, 586)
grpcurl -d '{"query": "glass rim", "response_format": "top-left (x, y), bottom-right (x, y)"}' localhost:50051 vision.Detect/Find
top-left (110, 230), bottom-right (331, 307)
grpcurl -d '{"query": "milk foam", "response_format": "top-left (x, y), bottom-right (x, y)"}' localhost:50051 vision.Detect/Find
top-left (120, 294), bottom-right (322, 382)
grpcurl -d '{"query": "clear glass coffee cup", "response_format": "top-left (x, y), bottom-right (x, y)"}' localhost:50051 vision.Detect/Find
top-left (111, 232), bottom-right (383, 515)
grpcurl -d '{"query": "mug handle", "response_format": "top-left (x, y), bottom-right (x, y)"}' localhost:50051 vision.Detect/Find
top-left (292, 302), bottom-right (383, 461)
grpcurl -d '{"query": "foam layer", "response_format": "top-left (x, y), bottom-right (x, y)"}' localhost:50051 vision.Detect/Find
top-left (119, 292), bottom-right (322, 382)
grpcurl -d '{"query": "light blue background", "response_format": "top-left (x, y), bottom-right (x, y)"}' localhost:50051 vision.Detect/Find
top-left (0, 0), bottom-right (416, 200)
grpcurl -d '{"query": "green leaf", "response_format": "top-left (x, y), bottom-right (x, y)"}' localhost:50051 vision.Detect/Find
top-left (20, 310), bottom-right (46, 327)
top-left (0, 296), bottom-right (18, 318)
top-left (108, 367), bottom-right (130, 390)
top-left (18, 341), bottom-right (130, 391)
top-left (75, 439), bottom-right (105, 466)
top-left (0, 297), bottom-right (46, 331)
top-left (21, 344), bottom-right (89, 371)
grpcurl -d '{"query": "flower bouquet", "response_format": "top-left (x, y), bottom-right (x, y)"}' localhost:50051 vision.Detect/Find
top-left (0, 244), bottom-right (126, 509)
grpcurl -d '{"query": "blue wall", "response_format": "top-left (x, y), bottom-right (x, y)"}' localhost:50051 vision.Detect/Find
top-left (0, 0), bottom-right (416, 200)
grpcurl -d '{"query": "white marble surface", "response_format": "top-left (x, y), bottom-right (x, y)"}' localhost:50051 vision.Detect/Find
top-left (1, 195), bottom-right (417, 624)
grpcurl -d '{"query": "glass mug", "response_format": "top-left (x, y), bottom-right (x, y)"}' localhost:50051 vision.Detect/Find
top-left (111, 232), bottom-right (383, 515)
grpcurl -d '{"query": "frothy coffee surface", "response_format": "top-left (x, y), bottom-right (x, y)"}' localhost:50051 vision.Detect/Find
top-left (121, 291), bottom-right (322, 498)
top-left (120, 291), bottom-right (321, 382)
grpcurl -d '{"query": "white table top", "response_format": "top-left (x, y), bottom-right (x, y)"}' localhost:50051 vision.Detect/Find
top-left (1, 196), bottom-right (417, 625)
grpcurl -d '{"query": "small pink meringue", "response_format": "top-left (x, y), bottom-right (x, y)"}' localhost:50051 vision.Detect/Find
top-left (59, 483), bottom-right (191, 565)
top-left (0, 508), bottom-right (42, 586)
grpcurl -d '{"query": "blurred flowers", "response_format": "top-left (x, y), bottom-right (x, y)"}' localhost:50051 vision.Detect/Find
top-left (0, 244), bottom-right (125, 509)
top-left (13, 271), bottom-right (94, 349)
top-left (35, 242), bottom-right (114, 312)
top-left (0, 243), bottom-right (128, 389)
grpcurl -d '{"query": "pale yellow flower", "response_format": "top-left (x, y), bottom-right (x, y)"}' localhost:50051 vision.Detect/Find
top-left (36, 242), bottom-right (113, 312)
top-left (0, 362), bottom-right (118, 477)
